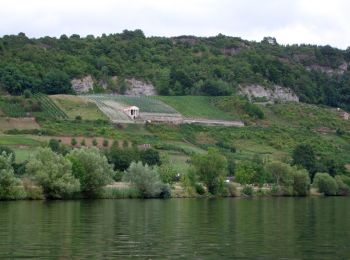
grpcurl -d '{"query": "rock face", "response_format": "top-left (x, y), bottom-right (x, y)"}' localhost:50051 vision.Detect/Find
top-left (239, 85), bottom-right (299, 102)
top-left (125, 78), bottom-right (156, 96)
top-left (305, 62), bottom-right (348, 75)
top-left (71, 76), bottom-right (94, 94)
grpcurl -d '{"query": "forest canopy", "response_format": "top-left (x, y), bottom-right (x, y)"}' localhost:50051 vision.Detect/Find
top-left (1, 30), bottom-right (350, 109)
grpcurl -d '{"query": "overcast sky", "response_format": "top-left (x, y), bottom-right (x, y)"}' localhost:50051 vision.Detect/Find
top-left (0, 0), bottom-right (349, 49)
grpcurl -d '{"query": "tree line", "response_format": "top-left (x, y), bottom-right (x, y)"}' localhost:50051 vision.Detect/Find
top-left (1, 31), bottom-right (350, 109)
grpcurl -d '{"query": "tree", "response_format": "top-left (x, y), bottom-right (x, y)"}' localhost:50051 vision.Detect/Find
top-left (0, 146), bottom-right (15, 164)
top-left (191, 148), bottom-right (227, 194)
top-left (67, 147), bottom-right (113, 197)
top-left (0, 152), bottom-right (22, 200)
top-left (292, 144), bottom-right (317, 178)
top-left (42, 70), bottom-right (71, 94)
top-left (48, 139), bottom-right (60, 152)
top-left (235, 162), bottom-right (257, 185)
top-left (313, 172), bottom-right (338, 196)
top-left (140, 148), bottom-right (161, 166)
top-left (107, 146), bottom-right (140, 171)
top-left (123, 161), bottom-right (164, 198)
top-left (266, 161), bottom-right (294, 195)
top-left (293, 169), bottom-right (310, 196)
top-left (25, 148), bottom-right (80, 199)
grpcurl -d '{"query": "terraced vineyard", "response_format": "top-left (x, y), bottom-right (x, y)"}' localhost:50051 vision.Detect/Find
top-left (0, 99), bottom-right (26, 117)
top-left (88, 96), bottom-right (133, 123)
top-left (34, 94), bottom-right (68, 120)
top-left (88, 95), bottom-right (178, 114)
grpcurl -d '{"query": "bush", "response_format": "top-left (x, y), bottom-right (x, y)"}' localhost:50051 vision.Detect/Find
top-left (313, 172), bottom-right (338, 196)
top-left (0, 152), bottom-right (23, 200)
top-left (158, 162), bottom-right (178, 184)
top-left (335, 175), bottom-right (350, 196)
top-left (67, 147), bottom-right (114, 198)
top-left (195, 183), bottom-right (206, 195)
top-left (92, 139), bottom-right (98, 146)
top-left (191, 148), bottom-right (227, 195)
top-left (23, 89), bottom-right (32, 99)
top-left (225, 182), bottom-right (238, 197)
top-left (80, 139), bottom-right (86, 146)
top-left (123, 161), bottom-right (165, 198)
top-left (140, 148), bottom-right (161, 166)
top-left (103, 139), bottom-right (109, 147)
top-left (48, 139), bottom-right (60, 152)
top-left (26, 148), bottom-right (80, 199)
top-left (75, 115), bottom-right (82, 121)
top-left (22, 177), bottom-right (44, 199)
top-left (293, 169), bottom-right (310, 196)
top-left (71, 138), bottom-right (77, 146)
top-left (0, 146), bottom-right (15, 163)
top-left (242, 185), bottom-right (253, 196)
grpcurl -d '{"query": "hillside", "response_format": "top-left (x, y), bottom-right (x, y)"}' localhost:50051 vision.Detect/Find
top-left (1, 94), bottom-right (350, 176)
top-left (0, 31), bottom-right (350, 110)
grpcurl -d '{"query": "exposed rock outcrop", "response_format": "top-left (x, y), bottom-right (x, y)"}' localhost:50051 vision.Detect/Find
top-left (125, 78), bottom-right (156, 96)
top-left (239, 85), bottom-right (299, 102)
top-left (71, 76), bottom-right (94, 94)
top-left (305, 62), bottom-right (348, 75)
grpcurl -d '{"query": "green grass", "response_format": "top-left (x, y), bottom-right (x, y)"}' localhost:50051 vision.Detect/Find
top-left (88, 95), bottom-right (178, 113)
top-left (0, 135), bottom-right (42, 146)
top-left (156, 96), bottom-right (238, 120)
top-left (0, 99), bottom-right (26, 117)
top-left (50, 95), bottom-right (108, 120)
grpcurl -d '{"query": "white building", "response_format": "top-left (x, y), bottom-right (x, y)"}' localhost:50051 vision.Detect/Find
top-left (123, 106), bottom-right (139, 119)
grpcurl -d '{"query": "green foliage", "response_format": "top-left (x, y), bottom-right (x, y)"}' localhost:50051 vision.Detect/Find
top-left (25, 148), bottom-right (80, 199)
top-left (23, 89), bottom-right (32, 99)
top-left (0, 152), bottom-right (23, 200)
top-left (157, 158), bottom-right (178, 184)
top-left (92, 139), bottom-right (98, 146)
top-left (1, 32), bottom-right (350, 110)
top-left (191, 148), bottom-right (227, 194)
top-left (123, 161), bottom-right (166, 198)
top-left (266, 161), bottom-right (294, 195)
top-left (292, 169), bottom-right (311, 196)
top-left (103, 139), bottom-right (109, 147)
top-left (67, 147), bottom-right (113, 197)
top-left (292, 144), bottom-right (317, 177)
top-left (235, 158), bottom-right (269, 185)
top-left (140, 148), bottom-right (161, 166)
top-left (0, 146), bottom-right (15, 163)
top-left (71, 138), bottom-right (77, 146)
top-left (313, 172), bottom-right (338, 196)
top-left (48, 139), bottom-right (60, 152)
top-left (108, 146), bottom-right (140, 171)
top-left (242, 185), bottom-right (254, 196)
top-left (225, 182), bottom-right (238, 197)
top-left (335, 175), bottom-right (350, 196)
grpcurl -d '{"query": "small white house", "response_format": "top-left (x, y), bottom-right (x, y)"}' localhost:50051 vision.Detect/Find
top-left (123, 106), bottom-right (139, 119)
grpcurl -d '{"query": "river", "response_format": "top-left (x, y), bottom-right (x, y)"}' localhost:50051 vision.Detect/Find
top-left (0, 198), bottom-right (349, 259)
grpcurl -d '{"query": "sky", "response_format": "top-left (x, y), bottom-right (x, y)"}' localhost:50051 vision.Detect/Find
top-left (0, 0), bottom-right (349, 49)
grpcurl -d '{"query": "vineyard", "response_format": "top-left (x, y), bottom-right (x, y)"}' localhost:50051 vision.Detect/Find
top-left (88, 96), bottom-right (133, 123)
top-left (87, 95), bottom-right (178, 114)
top-left (0, 99), bottom-right (26, 117)
top-left (33, 94), bottom-right (68, 120)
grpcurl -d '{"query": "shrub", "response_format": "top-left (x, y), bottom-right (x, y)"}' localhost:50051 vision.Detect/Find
top-left (75, 115), bottom-right (82, 121)
top-left (25, 148), bottom-right (80, 199)
top-left (48, 139), bottom-right (60, 152)
top-left (0, 146), bottom-right (15, 163)
top-left (108, 147), bottom-right (140, 171)
top-left (225, 182), bottom-right (238, 197)
top-left (80, 139), bottom-right (86, 146)
top-left (23, 89), bottom-right (32, 99)
top-left (242, 185), bottom-right (253, 196)
top-left (292, 144), bottom-right (316, 178)
top-left (191, 148), bottom-right (227, 194)
top-left (266, 161), bottom-right (294, 188)
top-left (71, 138), bottom-right (77, 146)
top-left (92, 139), bottom-right (98, 146)
top-left (293, 169), bottom-right (311, 196)
top-left (22, 177), bottom-right (44, 199)
top-left (67, 147), bottom-right (114, 198)
top-left (335, 175), bottom-right (350, 196)
top-left (140, 148), bottom-right (161, 166)
top-left (123, 161), bottom-right (164, 198)
top-left (0, 152), bottom-right (23, 200)
top-left (103, 139), bottom-right (109, 147)
top-left (158, 162), bottom-right (178, 184)
top-left (195, 183), bottom-right (206, 195)
top-left (313, 172), bottom-right (338, 196)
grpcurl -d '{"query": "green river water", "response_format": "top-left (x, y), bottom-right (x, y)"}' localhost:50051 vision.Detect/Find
top-left (0, 198), bottom-right (349, 259)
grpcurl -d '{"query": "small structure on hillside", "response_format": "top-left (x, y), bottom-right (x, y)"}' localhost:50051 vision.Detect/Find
top-left (123, 106), bottom-right (139, 119)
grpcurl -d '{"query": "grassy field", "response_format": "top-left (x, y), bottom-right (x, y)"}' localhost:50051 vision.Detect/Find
top-left (0, 118), bottom-right (40, 132)
top-left (51, 95), bottom-right (108, 120)
top-left (155, 96), bottom-right (238, 120)
top-left (88, 95), bottom-right (178, 113)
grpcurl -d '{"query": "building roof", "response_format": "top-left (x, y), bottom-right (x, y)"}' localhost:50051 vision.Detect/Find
top-left (124, 106), bottom-right (139, 110)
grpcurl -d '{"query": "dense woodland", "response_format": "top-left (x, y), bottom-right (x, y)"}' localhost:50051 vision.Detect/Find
top-left (0, 30), bottom-right (350, 109)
